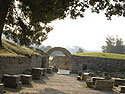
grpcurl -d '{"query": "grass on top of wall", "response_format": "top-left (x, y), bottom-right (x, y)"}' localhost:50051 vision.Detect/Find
top-left (74, 52), bottom-right (125, 59)
top-left (0, 39), bottom-right (40, 56)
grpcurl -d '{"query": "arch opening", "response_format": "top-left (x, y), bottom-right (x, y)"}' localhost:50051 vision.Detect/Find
top-left (46, 47), bottom-right (72, 71)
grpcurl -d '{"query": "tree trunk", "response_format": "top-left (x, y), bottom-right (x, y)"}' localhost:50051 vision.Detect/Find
top-left (0, 0), bottom-right (12, 47)
top-left (0, 30), bottom-right (2, 48)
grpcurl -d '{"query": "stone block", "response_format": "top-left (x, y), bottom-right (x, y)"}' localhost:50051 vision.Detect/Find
top-left (52, 66), bottom-right (58, 72)
top-left (80, 73), bottom-right (90, 81)
top-left (117, 85), bottom-right (125, 93)
top-left (77, 76), bottom-right (81, 80)
top-left (112, 78), bottom-right (125, 86)
top-left (91, 77), bottom-right (105, 84)
top-left (94, 80), bottom-right (113, 90)
top-left (80, 72), bottom-right (84, 80)
top-left (17, 81), bottom-right (22, 90)
top-left (0, 83), bottom-right (4, 94)
top-left (2, 74), bottom-right (21, 89)
top-left (20, 74), bottom-right (32, 85)
top-left (31, 68), bottom-right (43, 80)
top-left (78, 71), bottom-right (82, 76)
top-left (85, 80), bottom-right (94, 88)
top-left (40, 68), bottom-right (47, 76)
top-left (47, 68), bottom-right (52, 73)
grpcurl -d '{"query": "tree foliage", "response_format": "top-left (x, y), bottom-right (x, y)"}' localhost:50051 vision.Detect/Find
top-left (1, 0), bottom-right (125, 47)
top-left (76, 47), bottom-right (84, 53)
top-left (102, 35), bottom-right (125, 54)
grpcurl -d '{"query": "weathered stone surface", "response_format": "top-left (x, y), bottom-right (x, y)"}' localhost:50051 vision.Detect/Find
top-left (0, 55), bottom-right (43, 75)
top-left (51, 66), bottom-right (58, 72)
top-left (117, 85), bottom-right (125, 93)
top-left (40, 68), bottom-right (47, 76)
top-left (83, 73), bottom-right (90, 81)
top-left (71, 55), bottom-right (125, 74)
top-left (47, 68), bottom-right (52, 73)
top-left (80, 72), bottom-right (84, 80)
top-left (50, 55), bottom-right (70, 70)
top-left (0, 83), bottom-right (4, 94)
top-left (80, 72), bottom-right (90, 81)
top-left (112, 78), bottom-right (125, 86)
top-left (77, 76), bottom-right (81, 80)
top-left (47, 47), bottom-right (72, 71)
top-left (91, 77), bottom-right (105, 84)
top-left (85, 80), bottom-right (94, 88)
top-left (31, 68), bottom-right (44, 80)
top-left (20, 74), bottom-right (32, 85)
top-left (94, 80), bottom-right (113, 90)
top-left (2, 74), bottom-right (21, 89)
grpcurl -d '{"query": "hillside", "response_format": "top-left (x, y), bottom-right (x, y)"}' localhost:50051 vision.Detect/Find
top-left (0, 39), bottom-right (40, 56)
top-left (74, 52), bottom-right (125, 59)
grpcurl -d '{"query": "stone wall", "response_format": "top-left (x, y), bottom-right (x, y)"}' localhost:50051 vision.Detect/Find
top-left (72, 55), bottom-right (125, 73)
top-left (0, 55), bottom-right (43, 76)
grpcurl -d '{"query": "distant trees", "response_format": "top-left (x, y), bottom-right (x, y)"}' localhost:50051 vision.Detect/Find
top-left (67, 46), bottom-right (85, 54)
top-left (76, 47), bottom-right (84, 53)
top-left (102, 35), bottom-right (125, 54)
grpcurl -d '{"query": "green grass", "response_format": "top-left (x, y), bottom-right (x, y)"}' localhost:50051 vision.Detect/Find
top-left (74, 52), bottom-right (125, 59)
top-left (0, 39), bottom-right (40, 56)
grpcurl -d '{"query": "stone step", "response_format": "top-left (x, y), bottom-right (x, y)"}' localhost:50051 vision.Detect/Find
top-left (20, 74), bottom-right (32, 85)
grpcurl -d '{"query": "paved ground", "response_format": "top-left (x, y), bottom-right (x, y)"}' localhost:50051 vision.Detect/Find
top-left (5, 73), bottom-right (122, 94)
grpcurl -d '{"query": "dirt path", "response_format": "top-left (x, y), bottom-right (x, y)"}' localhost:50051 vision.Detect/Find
top-left (5, 73), bottom-right (121, 94)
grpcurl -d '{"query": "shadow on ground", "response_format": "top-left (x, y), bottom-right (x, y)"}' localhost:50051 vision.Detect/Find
top-left (39, 88), bottom-right (66, 94)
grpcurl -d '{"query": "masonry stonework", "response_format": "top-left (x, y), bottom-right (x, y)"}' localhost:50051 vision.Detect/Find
top-left (72, 55), bottom-right (125, 73)
top-left (0, 55), bottom-right (43, 77)
top-left (49, 55), bottom-right (125, 74)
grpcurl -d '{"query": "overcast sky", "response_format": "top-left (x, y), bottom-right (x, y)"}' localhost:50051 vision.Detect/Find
top-left (42, 10), bottom-right (125, 51)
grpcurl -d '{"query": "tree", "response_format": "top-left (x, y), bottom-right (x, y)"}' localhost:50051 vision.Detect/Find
top-left (102, 35), bottom-right (125, 54)
top-left (1, 0), bottom-right (125, 47)
top-left (76, 47), bottom-right (84, 53)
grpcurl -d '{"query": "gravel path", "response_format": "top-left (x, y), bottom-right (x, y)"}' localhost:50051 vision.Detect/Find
top-left (5, 73), bottom-right (121, 94)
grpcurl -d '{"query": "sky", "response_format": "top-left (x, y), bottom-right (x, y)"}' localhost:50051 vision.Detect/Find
top-left (42, 10), bottom-right (125, 51)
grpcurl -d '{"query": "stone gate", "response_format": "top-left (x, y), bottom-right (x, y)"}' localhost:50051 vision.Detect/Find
top-left (46, 47), bottom-right (72, 71)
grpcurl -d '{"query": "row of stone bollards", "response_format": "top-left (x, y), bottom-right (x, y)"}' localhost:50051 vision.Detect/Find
top-left (77, 72), bottom-right (125, 93)
top-left (0, 67), bottom-right (53, 94)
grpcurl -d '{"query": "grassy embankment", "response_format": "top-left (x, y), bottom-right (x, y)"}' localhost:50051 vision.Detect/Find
top-left (1, 39), bottom-right (125, 59)
top-left (74, 52), bottom-right (125, 59)
top-left (0, 39), bottom-right (40, 56)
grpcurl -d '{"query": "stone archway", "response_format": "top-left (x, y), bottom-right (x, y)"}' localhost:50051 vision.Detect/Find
top-left (46, 47), bottom-right (72, 71)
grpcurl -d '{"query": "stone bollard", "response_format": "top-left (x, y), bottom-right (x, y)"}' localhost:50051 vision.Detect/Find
top-left (94, 80), bottom-right (113, 90)
top-left (111, 78), bottom-right (125, 86)
top-left (0, 83), bottom-right (4, 94)
top-left (31, 68), bottom-right (44, 80)
top-left (117, 85), bottom-right (125, 93)
top-left (2, 74), bottom-right (22, 90)
top-left (20, 74), bottom-right (32, 85)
